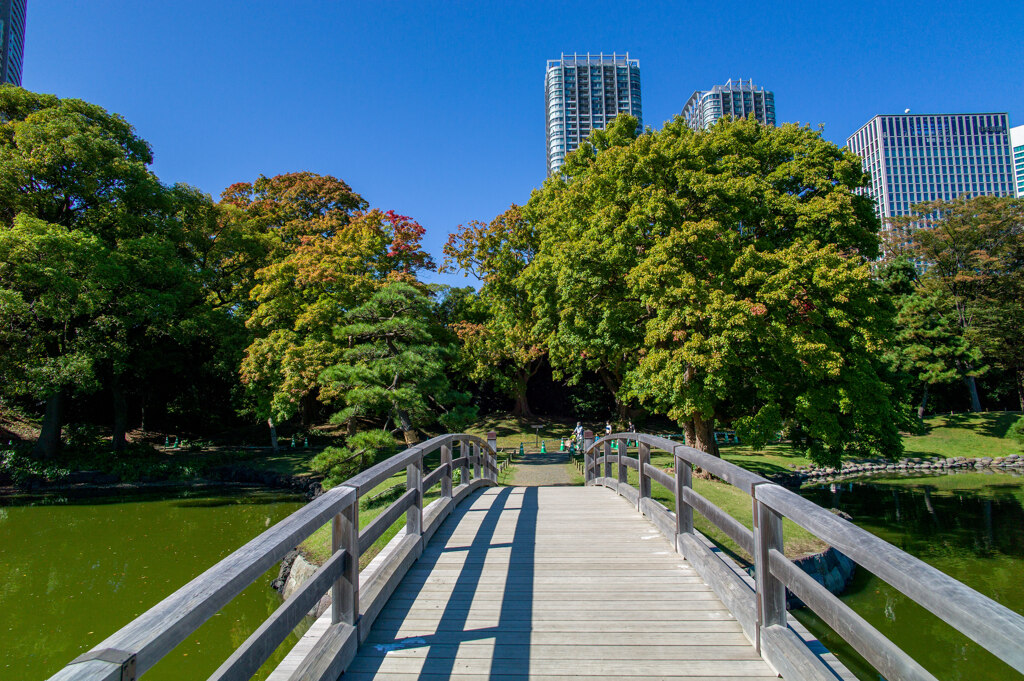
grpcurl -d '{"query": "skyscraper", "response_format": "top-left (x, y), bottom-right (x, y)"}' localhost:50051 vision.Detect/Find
top-left (1011, 124), bottom-right (1024, 198)
top-left (545, 53), bottom-right (641, 177)
top-left (0, 0), bottom-right (26, 85)
top-left (847, 113), bottom-right (1015, 249)
top-left (681, 79), bottom-right (775, 131)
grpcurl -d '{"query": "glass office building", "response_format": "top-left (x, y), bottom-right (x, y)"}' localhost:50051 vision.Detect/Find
top-left (0, 0), bottom-right (26, 85)
top-left (681, 79), bottom-right (775, 131)
top-left (847, 113), bottom-right (1015, 250)
top-left (545, 53), bottom-right (642, 177)
top-left (1011, 124), bottom-right (1024, 198)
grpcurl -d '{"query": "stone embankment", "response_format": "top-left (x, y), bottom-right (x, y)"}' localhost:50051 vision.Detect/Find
top-left (768, 454), bottom-right (1024, 487)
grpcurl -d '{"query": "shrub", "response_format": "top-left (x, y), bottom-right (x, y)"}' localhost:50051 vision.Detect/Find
top-left (1008, 416), bottom-right (1024, 447)
top-left (312, 429), bottom-right (397, 488)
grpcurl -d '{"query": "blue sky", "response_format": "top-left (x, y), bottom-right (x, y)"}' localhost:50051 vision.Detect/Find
top-left (24, 0), bottom-right (1024, 286)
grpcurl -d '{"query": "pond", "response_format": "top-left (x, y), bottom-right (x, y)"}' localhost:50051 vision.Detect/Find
top-left (795, 471), bottom-right (1024, 681)
top-left (0, 486), bottom-right (306, 681)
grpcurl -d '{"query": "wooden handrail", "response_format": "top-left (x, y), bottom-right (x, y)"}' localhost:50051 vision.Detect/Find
top-left (47, 432), bottom-right (502, 681)
top-left (583, 431), bottom-right (1024, 679)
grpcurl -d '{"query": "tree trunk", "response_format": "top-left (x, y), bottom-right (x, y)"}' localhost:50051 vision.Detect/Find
top-left (964, 375), bottom-right (982, 412)
top-left (1016, 368), bottom-right (1024, 413)
top-left (917, 384), bottom-right (929, 420)
top-left (691, 414), bottom-right (720, 457)
top-left (33, 392), bottom-right (63, 460)
top-left (683, 415), bottom-right (720, 457)
top-left (112, 377), bottom-right (128, 454)
top-left (597, 367), bottom-right (629, 421)
top-left (511, 391), bottom-right (533, 419)
top-left (267, 417), bottom-right (279, 451)
top-left (395, 407), bottom-right (417, 445)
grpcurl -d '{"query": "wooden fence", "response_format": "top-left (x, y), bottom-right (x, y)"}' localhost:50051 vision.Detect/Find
top-left (582, 431), bottom-right (1024, 681)
top-left (47, 433), bottom-right (501, 681)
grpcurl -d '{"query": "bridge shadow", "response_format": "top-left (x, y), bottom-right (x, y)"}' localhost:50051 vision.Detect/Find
top-left (354, 486), bottom-right (538, 679)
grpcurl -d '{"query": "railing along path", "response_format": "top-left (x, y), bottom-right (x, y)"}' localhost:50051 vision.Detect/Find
top-left (582, 431), bottom-right (1024, 681)
top-left (46, 430), bottom-right (1024, 681)
top-left (48, 433), bottom-right (501, 681)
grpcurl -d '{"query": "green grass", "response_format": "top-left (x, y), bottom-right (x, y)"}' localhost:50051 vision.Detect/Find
top-left (902, 412), bottom-right (1023, 459)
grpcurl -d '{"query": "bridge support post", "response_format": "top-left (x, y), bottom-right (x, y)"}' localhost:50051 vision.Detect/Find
top-left (617, 438), bottom-right (628, 491)
top-left (332, 492), bottom-right (359, 626)
top-left (459, 439), bottom-right (470, 486)
top-left (406, 456), bottom-right (422, 541)
top-left (603, 438), bottom-right (612, 486)
top-left (440, 442), bottom-right (453, 498)
top-left (487, 432), bottom-right (498, 481)
top-left (674, 447), bottom-right (693, 553)
top-left (583, 431), bottom-right (594, 484)
top-left (753, 491), bottom-right (785, 655)
top-left (473, 442), bottom-right (481, 480)
top-left (637, 441), bottom-right (651, 511)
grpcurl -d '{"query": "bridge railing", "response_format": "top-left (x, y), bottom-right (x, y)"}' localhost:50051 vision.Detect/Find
top-left (583, 431), bottom-right (1024, 681)
top-left (48, 432), bottom-right (501, 681)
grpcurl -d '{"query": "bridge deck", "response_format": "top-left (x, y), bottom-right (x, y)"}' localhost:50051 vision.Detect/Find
top-left (344, 486), bottom-right (778, 680)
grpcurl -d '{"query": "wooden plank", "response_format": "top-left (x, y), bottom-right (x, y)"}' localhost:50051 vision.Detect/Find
top-left (756, 482), bottom-right (1024, 675)
top-left (286, 622), bottom-right (358, 681)
top-left (50, 485), bottom-right (357, 681)
top-left (677, 531), bottom-right (757, 643)
top-left (682, 486), bottom-right (754, 556)
top-left (358, 490), bottom-right (416, 554)
top-left (357, 533), bottom-right (422, 644)
top-left (208, 549), bottom-right (348, 681)
top-left (769, 548), bottom-right (938, 681)
top-left (345, 657), bottom-right (776, 676)
top-left (646, 461), bottom-right (673, 489)
top-left (760, 624), bottom-right (846, 681)
top-left (640, 496), bottom-right (676, 542)
top-left (421, 462), bottom-right (448, 492)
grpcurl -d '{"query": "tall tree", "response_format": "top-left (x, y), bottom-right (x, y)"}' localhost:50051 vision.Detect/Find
top-left (523, 115), bottom-right (900, 464)
top-left (898, 195), bottom-right (1024, 411)
top-left (0, 86), bottom-right (181, 457)
top-left (443, 205), bottom-right (544, 417)
top-left (321, 281), bottom-right (476, 443)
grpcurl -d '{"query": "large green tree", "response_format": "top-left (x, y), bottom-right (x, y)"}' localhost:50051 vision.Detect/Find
top-left (443, 205), bottom-right (545, 417)
top-left (0, 86), bottom-right (193, 457)
top-left (321, 281), bottom-right (476, 444)
top-left (522, 115), bottom-right (901, 464)
top-left (897, 195), bottom-right (1024, 410)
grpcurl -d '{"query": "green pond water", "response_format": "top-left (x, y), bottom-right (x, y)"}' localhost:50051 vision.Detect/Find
top-left (795, 471), bottom-right (1024, 681)
top-left (0, 486), bottom-right (306, 681)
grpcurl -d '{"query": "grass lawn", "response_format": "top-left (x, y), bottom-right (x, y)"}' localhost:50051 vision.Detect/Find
top-left (902, 412), bottom-right (1023, 459)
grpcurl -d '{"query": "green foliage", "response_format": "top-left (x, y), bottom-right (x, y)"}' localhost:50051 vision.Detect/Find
top-left (521, 115), bottom-right (901, 465)
top-left (1009, 416), bottom-right (1024, 447)
top-left (322, 282), bottom-right (476, 439)
top-left (311, 429), bottom-right (396, 488)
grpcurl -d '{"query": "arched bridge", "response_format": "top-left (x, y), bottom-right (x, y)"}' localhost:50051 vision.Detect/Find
top-left (50, 432), bottom-right (1024, 681)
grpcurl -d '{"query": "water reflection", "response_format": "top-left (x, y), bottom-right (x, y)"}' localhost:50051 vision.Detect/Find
top-left (794, 473), bottom-right (1024, 681)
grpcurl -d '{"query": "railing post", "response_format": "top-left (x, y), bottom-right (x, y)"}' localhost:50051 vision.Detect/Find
top-left (473, 442), bottom-right (481, 480)
top-left (583, 430), bottom-right (594, 484)
top-left (331, 491), bottom-right (359, 625)
top-left (637, 440), bottom-right (650, 511)
top-left (674, 446), bottom-right (693, 554)
top-left (617, 437), bottom-right (628, 489)
top-left (487, 431), bottom-right (498, 481)
top-left (406, 453), bottom-right (423, 538)
top-left (753, 486), bottom-right (785, 655)
top-left (440, 440), bottom-right (453, 498)
top-left (603, 437), bottom-right (612, 485)
top-left (459, 439), bottom-right (470, 486)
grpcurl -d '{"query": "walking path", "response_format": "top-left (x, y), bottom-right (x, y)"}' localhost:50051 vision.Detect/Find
top-left (344, 486), bottom-right (775, 679)
top-left (509, 449), bottom-right (574, 486)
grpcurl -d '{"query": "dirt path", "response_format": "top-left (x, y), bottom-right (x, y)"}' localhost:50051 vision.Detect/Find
top-left (509, 449), bottom-right (575, 486)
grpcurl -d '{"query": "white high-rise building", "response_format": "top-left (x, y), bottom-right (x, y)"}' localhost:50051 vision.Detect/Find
top-left (847, 113), bottom-right (1015, 251)
top-left (545, 53), bottom-right (642, 177)
top-left (1011, 124), bottom-right (1024, 198)
top-left (681, 79), bottom-right (775, 131)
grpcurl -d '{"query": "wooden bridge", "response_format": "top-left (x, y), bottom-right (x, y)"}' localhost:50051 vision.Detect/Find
top-left (50, 432), bottom-right (1024, 681)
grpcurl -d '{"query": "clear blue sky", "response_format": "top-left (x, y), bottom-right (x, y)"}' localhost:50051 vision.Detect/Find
top-left (24, 0), bottom-right (1024, 286)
